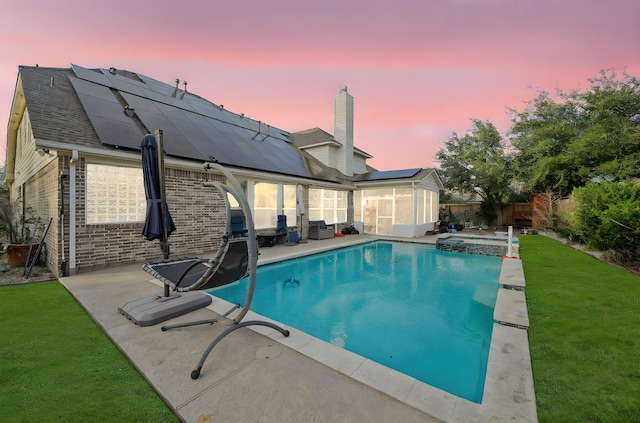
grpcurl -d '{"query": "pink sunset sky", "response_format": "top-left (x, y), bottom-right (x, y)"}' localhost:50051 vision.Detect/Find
top-left (1, 0), bottom-right (638, 171)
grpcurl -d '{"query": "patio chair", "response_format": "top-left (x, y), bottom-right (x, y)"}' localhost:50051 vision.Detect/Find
top-left (308, 220), bottom-right (335, 240)
top-left (142, 161), bottom-right (290, 379)
top-left (229, 208), bottom-right (247, 238)
top-left (276, 214), bottom-right (287, 235)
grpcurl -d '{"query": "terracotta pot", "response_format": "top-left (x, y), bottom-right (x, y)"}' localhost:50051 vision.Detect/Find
top-left (5, 244), bottom-right (39, 268)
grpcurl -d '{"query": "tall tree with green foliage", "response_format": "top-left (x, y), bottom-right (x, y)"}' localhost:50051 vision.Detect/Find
top-left (574, 70), bottom-right (640, 180)
top-left (509, 90), bottom-right (584, 196)
top-left (510, 69), bottom-right (640, 195)
top-left (435, 120), bottom-right (513, 226)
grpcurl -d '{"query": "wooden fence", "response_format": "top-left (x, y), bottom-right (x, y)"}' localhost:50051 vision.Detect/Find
top-left (443, 193), bottom-right (579, 230)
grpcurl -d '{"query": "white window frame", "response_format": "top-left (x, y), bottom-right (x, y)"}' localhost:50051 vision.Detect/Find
top-left (252, 181), bottom-right (297, 229)
top-left (308, 188), bottom-right (348, 224)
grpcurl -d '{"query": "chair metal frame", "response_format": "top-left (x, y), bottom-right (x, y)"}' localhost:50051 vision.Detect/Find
top-left (144, 161), bottom-right (290, 379)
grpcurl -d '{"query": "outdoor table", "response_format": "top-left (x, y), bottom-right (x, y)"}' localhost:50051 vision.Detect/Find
top-left (256, 231), bottom-right (287, 247)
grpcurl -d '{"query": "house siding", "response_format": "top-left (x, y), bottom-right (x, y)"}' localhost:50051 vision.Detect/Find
top-left (305, 145), bottom-right (332, 168)
top-left (14, 109), bottom-right (58, 187)
top-left (419, 174), bottom-right (442, 192)
top-left (353, 156), bottom-right (367, 174)
top-left (10, 111), bottom-right (60, 272)
top-left (67, 159), bottom-right (227, 272)
top-left (22, 161), bottom-right (59, 272)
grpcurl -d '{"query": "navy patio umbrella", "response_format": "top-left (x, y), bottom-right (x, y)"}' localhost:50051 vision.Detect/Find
top-left (140, 132), bottom-right (175, 260)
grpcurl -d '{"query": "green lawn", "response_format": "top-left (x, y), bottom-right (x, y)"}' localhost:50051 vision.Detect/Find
top-left (0, 281), bottom-right (179, 423)
top-left (520, 236), bottom-right (640, 423)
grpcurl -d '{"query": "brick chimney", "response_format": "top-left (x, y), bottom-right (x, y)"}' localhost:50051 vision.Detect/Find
top-left (334, 85), bottom-right (354, 176)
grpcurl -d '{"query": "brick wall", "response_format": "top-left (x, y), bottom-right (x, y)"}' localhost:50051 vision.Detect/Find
top-left (69, 159), bottom-right (227, 272)
top-left (16, 154), bottom-right (326, 274)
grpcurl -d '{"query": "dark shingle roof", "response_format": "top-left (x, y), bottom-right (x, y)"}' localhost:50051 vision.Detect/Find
top-left (289, 128), bottom-right (372, 159)
top-left (288, 128), bottom-right (339, 148)
top-left (16, 65), bottom-right (348, 182)
top-left (20, 66), bottom-right (102, 148)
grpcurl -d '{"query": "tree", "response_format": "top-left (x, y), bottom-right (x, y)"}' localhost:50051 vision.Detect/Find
top-left (574, 69), bottom-right (640, 180)
top-left (435, 120), bottom-right (513, 226)
top-left (510, 69), bottom-right (640, 195)
top-left (509, 90), bottom-right (584, 196)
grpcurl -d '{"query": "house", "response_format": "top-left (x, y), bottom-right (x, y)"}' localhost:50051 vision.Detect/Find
top-left (353, 168), bottom-right (443, 237)
top-left (4, 64), bottom-right (443, 275)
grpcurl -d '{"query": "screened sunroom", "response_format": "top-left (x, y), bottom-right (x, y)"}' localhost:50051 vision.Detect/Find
top-left (226, 179), bottom-right (349, 236)
top-left (353, 168), bottom-right (443, 237)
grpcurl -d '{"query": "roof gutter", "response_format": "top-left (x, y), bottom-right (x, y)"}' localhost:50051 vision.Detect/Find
top-left (297, 140), bottom-right (342, 149)
top-left (353, 179), bottom-right (422, 188)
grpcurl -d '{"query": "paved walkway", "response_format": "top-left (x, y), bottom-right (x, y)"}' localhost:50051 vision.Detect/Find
top-left (60, 234), bottom-right (537, 422)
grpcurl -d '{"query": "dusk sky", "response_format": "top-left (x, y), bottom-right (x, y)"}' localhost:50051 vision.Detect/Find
top-left (1, 0), bottom-right (638, 171)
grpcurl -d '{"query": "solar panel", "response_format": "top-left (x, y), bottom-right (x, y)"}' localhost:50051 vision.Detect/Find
top-left (162, 131), bottom-right (206, 161)
top-left (108, 77), bottom-right (145, 96)
top-left (119, 92), bottom-right (160, 114)
top-left (90, 116), bottom-right (145, 149)
top-left (354, 168), bottom-right (422, 181)
top-left (69, 77), bottom-right (144, 150)
top-left (71, 64), bottom-right (114, 88)
top-left (136, 73), bottom-right (187, 100)
top-left (134, 86), bottom-right (172, 104)
top-left (76, 94), bottom-right (131, 124)
top-left (155, 102), bottom-right (190, 120)
top-left (69, 76), bottom-right (115, 100)
top-left (69, 64), bottom-right (316, 178)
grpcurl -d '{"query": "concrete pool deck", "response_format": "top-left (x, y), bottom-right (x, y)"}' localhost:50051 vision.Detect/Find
top-left (60, 233), bottom-right (537, 422)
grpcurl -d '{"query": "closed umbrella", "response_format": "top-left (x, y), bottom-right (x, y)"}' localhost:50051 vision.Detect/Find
top-left (296, 184), bottom-right (305, 217)
top-left (118, 131), bottom-right (210, 321)
top-left (296, 184), bottom-right (306, 242)
top-left (141, 132), bottom-right (175, 260)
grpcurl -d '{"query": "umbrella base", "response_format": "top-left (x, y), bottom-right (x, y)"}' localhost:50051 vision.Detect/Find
top-left (119, 291), bottom-right (212, 327)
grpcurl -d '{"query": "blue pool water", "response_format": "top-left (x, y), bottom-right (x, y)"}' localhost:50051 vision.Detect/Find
top-left (209, 241), bottom-right (501, 403)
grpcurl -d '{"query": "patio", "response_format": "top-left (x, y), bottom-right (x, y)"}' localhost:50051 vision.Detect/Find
top-left (59, 234), bottom-right (536, 422)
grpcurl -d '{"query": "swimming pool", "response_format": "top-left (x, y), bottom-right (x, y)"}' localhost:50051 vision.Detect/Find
top-left (208, 241), bottom-right (501, 403)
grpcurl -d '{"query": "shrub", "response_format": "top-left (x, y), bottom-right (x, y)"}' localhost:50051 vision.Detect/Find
top-left (573, 180), bottom-right (640, 261)
top-left (550, 225), bottom-right (583, 243)
top-left (0, 201), bottom-right (45, 246)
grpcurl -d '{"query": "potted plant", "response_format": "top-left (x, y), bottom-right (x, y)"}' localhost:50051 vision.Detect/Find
top-left (0, 200), bottom-right (45, 268)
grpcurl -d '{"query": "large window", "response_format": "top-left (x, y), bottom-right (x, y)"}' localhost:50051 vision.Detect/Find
top-left (253, 182), bottom-right (297, 229)
top-left (355, 187), bottom-right (439, 235)
top-left (394, 188), bottom-right (414, 224)
top-left (86, 163), bottom-right (146, 224)
top-left (309, 189), bottom-right (348, 224)
top-left (254, 182), bottom-right (278, 229)
top-left (417, 189), bottom-right (426, 224)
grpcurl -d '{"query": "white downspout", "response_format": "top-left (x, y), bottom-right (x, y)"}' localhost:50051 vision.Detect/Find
top-left (413, 184), bottom-right (418, 238)
top-left (69, 150), bottom-right (78, 273)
